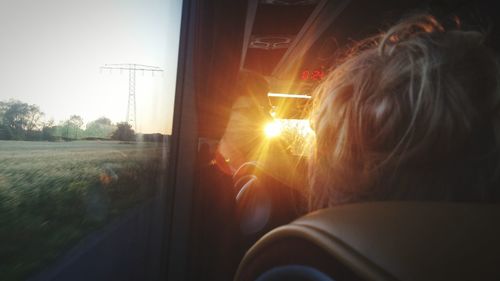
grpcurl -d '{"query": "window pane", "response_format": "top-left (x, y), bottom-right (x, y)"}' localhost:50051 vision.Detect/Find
top-left (0, 1), bottom-right (182, 280)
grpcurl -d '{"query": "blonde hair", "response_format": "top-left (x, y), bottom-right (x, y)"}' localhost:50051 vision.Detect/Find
top-left (309, 14), bottom-right (500, 210)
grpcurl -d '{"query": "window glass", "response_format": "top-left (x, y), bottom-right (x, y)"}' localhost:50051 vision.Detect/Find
top-left (0, 0), bottom-right (182, 280)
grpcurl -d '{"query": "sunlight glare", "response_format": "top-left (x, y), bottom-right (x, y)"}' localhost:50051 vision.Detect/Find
top-left (264, 121), bottom-right (282, 138)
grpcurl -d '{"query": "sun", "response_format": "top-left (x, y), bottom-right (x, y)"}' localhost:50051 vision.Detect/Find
top-left (264, 121), bottom-right (282, 138)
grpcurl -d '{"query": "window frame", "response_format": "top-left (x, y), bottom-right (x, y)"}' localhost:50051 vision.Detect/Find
top-left (161, 0), bottom-right (198, 279)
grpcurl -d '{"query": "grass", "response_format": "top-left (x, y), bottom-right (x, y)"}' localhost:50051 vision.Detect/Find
top-left (0, 140), bottom-right (168, 281)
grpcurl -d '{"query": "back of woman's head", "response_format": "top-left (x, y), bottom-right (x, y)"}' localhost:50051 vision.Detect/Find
top-left (309, 14), bottom-right (500, 210)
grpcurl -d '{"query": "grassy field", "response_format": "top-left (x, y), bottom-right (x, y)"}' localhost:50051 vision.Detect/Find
top-left (0, 140), bottom-right (168, 281)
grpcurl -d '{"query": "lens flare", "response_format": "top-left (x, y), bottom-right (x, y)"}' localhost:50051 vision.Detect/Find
top-left (264, 121), bottom-right (282, 138)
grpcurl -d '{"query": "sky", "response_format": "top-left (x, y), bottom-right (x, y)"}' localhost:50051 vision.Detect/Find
top-left (0, 0), bottom-right (183, 134)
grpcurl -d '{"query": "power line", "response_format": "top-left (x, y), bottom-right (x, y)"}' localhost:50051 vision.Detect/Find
top-left (100, 63), bottom-right (163, 132)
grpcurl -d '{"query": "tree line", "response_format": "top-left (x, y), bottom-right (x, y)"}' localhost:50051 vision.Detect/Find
top-left (0, 99), bottom-right (135, 141)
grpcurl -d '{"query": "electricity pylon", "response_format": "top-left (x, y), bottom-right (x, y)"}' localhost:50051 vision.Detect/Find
top-left (100, 64), bottom-right (163, 131)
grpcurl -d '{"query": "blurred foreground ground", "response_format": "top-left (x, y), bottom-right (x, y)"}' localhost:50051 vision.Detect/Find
top-left (0, 140), bottom-right (168, 281)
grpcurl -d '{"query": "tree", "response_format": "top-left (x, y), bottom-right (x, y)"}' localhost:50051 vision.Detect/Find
top-left (84, 117), bottom-right (116, 139)
top-left (58, 115), bottom-right (84, 139)
top-left (111, 122), bottom-right (135, 141)
top-left (41, 119), bottom-right (57, 141)
top-left (0, 100), bottom-right (44, 140)
top-left (94, 117), bottom-right (112, 126)
top-left (68, 115), bottom-right (84, 139)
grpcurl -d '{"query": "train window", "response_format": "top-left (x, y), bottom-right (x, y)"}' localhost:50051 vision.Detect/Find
top-left (0, 0), bottom-right (182, 280)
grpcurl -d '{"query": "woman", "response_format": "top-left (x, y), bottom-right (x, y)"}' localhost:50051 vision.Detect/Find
top-left (309, 14), bottom-right (500, 210)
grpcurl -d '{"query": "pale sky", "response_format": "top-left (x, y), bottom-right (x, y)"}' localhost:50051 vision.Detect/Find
top-left (0, 0), bottom-right (183, 134)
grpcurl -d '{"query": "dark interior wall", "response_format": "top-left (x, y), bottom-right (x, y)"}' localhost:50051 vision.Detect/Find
top-left (189, 1), bottom-right (248, 280)
top-left (194, 0), bottom-right (247, 139)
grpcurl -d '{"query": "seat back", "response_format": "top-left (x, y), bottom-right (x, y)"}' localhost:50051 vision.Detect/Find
top-left (256, 265), bottom-right (335, 281)
top-left (235, 202), bottom-right (500, 281)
